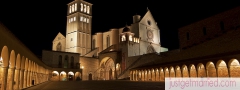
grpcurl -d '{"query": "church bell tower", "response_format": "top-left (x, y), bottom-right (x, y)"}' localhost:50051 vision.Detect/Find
top-left (66, 0), bottom-right (92, 55)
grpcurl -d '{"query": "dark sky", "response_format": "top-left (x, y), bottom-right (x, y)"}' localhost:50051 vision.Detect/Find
top-left (0, 0), bottom-right (239, 56)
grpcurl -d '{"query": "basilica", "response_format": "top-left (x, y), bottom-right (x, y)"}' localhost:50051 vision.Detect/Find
top-left (42, 0), bottom-right (168, 81)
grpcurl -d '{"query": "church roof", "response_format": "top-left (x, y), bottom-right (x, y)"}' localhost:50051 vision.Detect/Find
top-left (122, 25), bottom-right (130, 33)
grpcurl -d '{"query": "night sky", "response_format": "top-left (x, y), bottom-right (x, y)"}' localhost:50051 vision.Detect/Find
top-left (0, 0), bottom-right (239, 56)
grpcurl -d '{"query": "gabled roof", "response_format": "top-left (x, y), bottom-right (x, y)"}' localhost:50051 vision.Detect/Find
top-left (53, 32), bottom-right (66, 42)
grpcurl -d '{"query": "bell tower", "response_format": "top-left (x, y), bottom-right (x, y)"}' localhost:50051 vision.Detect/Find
top-left (66, 0), bottom-right (92, 56)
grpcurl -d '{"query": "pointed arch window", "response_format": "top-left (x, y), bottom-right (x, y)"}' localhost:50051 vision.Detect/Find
top-left (121, 35), bottom-right (126, 41)
top-left (64, 55), bottom-right (69, 68)
top-left (58, 55), bottom-right (62, 68)
top-left (107, 35), bottom-right (110, 47)
top-left (71, 56), bottom-right (74, 69)
top-left (147, 45), bottom-right (155, 53)
top-left (56, 42), bottom-right (62, 51)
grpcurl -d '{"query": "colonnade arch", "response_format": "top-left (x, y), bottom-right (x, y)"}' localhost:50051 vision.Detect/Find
top-left (50, 70), bottom-right (82, 81)
top-left (0, 46), bottom-right (51, 90)
top-left (130, 59), bottom-right (240, 81)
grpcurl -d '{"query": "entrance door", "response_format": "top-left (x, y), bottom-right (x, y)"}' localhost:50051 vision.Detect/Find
top-left (69, 75), bottom-right (73, 81)
top-left (88, 73), bottom-right (92, 80)
top-left (109, 69), bottom-right (112, 80)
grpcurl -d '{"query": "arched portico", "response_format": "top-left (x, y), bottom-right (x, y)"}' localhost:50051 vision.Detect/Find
top-left (99, 57), bottom-right (115, 80)
top-left (68, 71), bottom-right (74, 81)
top-left (51, 71), bottom-right (59, 81)
top-left (228, 59), bottom-right (240, 77)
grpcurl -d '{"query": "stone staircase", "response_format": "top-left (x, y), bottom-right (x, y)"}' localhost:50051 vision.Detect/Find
top-left (84, 47), bottom-right (99, 57)
top-left (117, 53), bottom-right (161, 79)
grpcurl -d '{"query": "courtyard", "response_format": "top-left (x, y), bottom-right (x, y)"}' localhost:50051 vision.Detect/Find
top-left (22, 80), bottom-right (165, 90)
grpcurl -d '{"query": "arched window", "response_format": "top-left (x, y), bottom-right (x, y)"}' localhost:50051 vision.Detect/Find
top-left (92, 39), bottom-right (95, 49)
top-left (107, 35), bottom-right (110, 47)
top-left (87, 6), bottom-right (90, 14)
top-left (80, 3), bottom-right (83, 11)
top-left (72, 4), bottom-right (75, 12)
top-left (69, 6), bottom-right (72, 13)
top-left (56, 42), bottom-right (62, 51)
top-left (71, 56), bottom-right (74, 69)
top-left (84, 4), bottom-right (86, 12)
top-left (58, 55), bottom-right (62, 68)
top-left (75, 3), bottom-right (77, 11)
top-left (129, 35), bottom-right (132, 41)
top-left (64, 55), bottom-right (69, 68)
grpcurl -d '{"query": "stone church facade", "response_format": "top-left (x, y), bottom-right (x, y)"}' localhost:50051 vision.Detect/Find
top-left (130, 6), bottom-right (240, 81)
top-left (43, 0), bottom-right (168, 81)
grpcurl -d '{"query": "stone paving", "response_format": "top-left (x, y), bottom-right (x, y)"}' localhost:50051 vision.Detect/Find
top-left (22, 80), bottom-right (165, 90)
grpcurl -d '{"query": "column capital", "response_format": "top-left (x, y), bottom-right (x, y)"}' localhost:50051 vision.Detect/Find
top-left (15, 68), bottom-right (21, 70)
top-left (9, 67), bottom-right (16, 69)
top-left (1, 66), bottom-right (8, 69)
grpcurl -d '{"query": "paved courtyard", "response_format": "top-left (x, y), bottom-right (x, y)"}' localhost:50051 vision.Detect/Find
top-left (22, 80), bottom-right (165, 90)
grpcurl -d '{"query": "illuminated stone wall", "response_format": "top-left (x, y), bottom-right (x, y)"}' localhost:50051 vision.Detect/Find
top-left (80, 56), bottom-right (99, 80)
top-left (42, 50), bottom-right (80, 68)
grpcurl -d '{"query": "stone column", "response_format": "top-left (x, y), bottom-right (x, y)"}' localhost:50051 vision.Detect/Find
top-left (23, 70), bottom-right (28, 88)
top-left (14, 68), bottom-right (20, 90)
top-left (59, 73), bottom-right (61, 81)
top-left (19, 69), bottom-right (24, 89)
top-left (35, 72), bottom-right (39, 84)
top-left (66, 73), bottom-right (68, 81)
top-left (7, 67), bottom-right (15, 90)
top-left (40, 73), bottom-right (42, 83)
top-left (29, 71), bottom-right (32, 86)
top-left (26, 71), bottom-right (30, 87)
top-left (38, 73), bottom-right (41, 83)
top-left (1, 67), bottom-right (8, 90)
